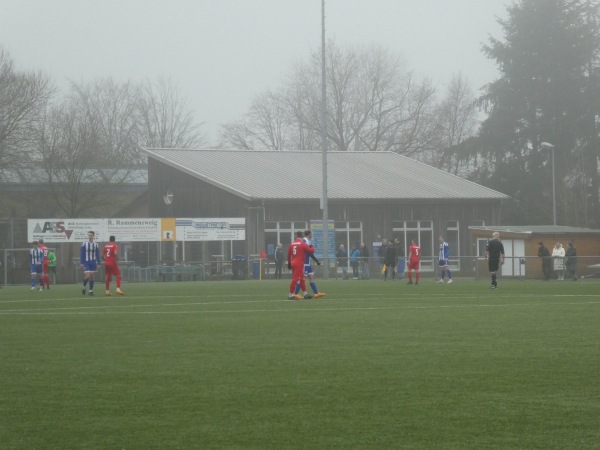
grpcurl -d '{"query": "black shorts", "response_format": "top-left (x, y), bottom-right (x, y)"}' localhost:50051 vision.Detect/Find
top-left (488, 259), bottom-right (500, 272)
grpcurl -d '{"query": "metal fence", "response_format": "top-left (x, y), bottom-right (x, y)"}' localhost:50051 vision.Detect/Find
top-left (3, 253), bottom-right (600, 285)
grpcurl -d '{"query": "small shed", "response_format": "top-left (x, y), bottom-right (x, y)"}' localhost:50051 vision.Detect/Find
top-left (469, 225), bottom-right (600, 279)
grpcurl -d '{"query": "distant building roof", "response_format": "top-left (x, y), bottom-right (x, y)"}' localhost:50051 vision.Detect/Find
top-left (146, 148), bottom-right (509, 202)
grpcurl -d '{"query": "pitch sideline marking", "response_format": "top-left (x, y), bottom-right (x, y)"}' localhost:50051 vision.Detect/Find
top-left (1, 300), bottom-right (599, 315)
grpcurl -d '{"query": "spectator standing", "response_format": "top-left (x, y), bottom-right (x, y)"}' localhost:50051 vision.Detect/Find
top-left (350, 245), bottom-right (360, 280)
top-left (336, 244), bottom-right (348, 280)
top-left (274, 243), bottom-right (284, 279)
top-left (552, 242), bottom-right (565, 280)
top-left (537, 242), bottom-right (552, 281)
top-left (383, 239), bottom-right (397, 281)
top-left (565, 241), bottom-right (578, 281)
top-left (359, 243), bottom-right (370, 279)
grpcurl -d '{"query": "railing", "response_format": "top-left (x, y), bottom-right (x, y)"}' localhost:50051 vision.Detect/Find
top-left (4, 254), bottom-right (600, 285)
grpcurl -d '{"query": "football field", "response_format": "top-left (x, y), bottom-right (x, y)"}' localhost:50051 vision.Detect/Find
top-left (1, 279), bottom-right (599, 449)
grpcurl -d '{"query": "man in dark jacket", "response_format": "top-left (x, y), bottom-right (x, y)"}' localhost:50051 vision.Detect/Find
top-left (383, 239), bottom-right (397, 281)
top-left (274, 243), bottom-right (284, 279)
top-left (565, 241), bottom-right (578, 281)
top-left (336, 244), bottom-right (348, 280)
top-left (537, 242), bottom-right (552, 281)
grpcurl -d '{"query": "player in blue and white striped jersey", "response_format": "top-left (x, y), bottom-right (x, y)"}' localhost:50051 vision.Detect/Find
top-left (29, 241), bottom-right (44, 290)
top-left (80, 230), bottom-right (101, 296)
top-left (437, 235), bottom-right (453, 284)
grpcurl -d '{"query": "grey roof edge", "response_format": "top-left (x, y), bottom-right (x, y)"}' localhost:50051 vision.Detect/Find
top-left (397, 154), bottom-right (509, 199)
top-left (468, 225), bottom-right (600, 234)
top-left (144, 147), bottom-right (254, 201)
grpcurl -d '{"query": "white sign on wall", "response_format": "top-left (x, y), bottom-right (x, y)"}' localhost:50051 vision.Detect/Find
top-left (176, 218), bottom-right (245, 241)
top-left (28, 218), bottom-right (245, 243)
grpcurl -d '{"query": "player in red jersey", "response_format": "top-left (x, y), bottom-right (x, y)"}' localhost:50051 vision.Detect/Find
top-left (407, 239), bottom-right (421, 285)
top-left (102, 235), bottom-right (124, 296)
top-left (38, 239), bottom-right (50, 289)
top-left (287, 230), bottom-right (314, 300)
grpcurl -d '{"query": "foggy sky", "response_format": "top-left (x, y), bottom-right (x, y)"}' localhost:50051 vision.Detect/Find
top-left (0, 0), bottom-right (508, 142)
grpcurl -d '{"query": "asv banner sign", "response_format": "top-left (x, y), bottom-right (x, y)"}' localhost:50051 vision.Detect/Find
top-left (28, 218), bottom-right (162, 242)
top-left (28, 218), bottom-right (245, 242)
top-left (29, 219), bottom-right (105, 242)
top-left (176, 218), bottom-right (245, 241)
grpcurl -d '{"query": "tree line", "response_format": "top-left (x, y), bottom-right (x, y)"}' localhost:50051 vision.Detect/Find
top-left (2, 0), bottom-right (599, 226)
top-left (0, 47), bottom-right (206, 217)
top-left (219, 0), bottom-right (600, 227)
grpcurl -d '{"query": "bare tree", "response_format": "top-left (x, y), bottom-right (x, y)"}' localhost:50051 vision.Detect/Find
top-left (428, 73), bottom-right (479, 174)
top-left (138, 77), bottom-right (206, 150)
top-left (37, 97), bottom-right (104, 217)
top-left (0, 46), bottom-right (53, 169)
top-left (219, 43), bottom-right (438, 155)
top-left (71, 78), bottom-right (141, 165)
top-left (37, 83), bottom-right (143, 217)
top-left (219, 90), bottom-right (291, 150)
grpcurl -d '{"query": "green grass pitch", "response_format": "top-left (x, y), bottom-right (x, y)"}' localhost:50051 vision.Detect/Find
top-left (1, 278), bottom-right (599, 449)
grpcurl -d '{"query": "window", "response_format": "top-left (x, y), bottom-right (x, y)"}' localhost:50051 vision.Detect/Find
top-left (392, 221), bottom-right (434, 271)
top-left (445, 221), bottom-right (460, 271)
top-left (264, 221), bottom-right (307, 256)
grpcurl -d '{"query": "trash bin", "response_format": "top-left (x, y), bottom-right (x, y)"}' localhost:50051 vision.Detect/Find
top-left (252, 261), bottom-right (261, 279)
top-left (231, 255), bottom-right (247, 280)
top-left (397, 257), bottom-right (405, 278)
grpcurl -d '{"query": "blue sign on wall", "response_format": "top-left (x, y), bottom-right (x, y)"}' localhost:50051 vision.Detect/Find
top-left (310, 220), bottom-right (335, 266)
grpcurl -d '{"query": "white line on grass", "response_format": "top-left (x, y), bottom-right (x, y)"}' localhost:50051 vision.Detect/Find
top-left (1, 300), bottom-right (598, 315)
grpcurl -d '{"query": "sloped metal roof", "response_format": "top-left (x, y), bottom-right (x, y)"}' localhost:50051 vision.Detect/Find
top-left (145, 148), bottom-right (509, 202)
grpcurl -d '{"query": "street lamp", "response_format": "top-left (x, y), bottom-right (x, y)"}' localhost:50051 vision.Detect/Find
top-left (540, 142), bottom-right (556, 225)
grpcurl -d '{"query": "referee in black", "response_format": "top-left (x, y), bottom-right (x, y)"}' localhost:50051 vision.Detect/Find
top-left (485, 231), bottom-right (505, 289)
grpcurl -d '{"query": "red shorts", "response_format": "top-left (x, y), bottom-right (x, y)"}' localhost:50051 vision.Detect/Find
top-left (104, 263), bottom-right (121, 277)
top-left (408, 259), bottom-right (420, 270)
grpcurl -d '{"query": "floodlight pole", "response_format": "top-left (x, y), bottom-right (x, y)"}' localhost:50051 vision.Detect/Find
top-left (320, 0), bottom-right (329, 279)
top-left (541, 142), bottom-right (557, 225)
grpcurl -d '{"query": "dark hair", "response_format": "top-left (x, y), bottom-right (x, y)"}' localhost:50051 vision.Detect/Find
top-left (38, 239), bottom-right (44, 244)
top-left (303, 229), bottom-right (312, 236)
top-left (295, 230), bottom-right (303, 238)
top-left (110, 236), bottom-right (116, 242)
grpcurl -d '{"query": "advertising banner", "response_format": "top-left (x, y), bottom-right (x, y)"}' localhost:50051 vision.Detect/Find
top-left (176, 218), bottom-right (245, 241)
top-left (28, 219), bottom-right (105, 243)
top-left (28, 218), bottom-right (245, 243)
top-left (309, 219), bottom-right (335, 265)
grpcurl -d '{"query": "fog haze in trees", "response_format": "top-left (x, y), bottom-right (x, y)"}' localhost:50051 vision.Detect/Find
top-left (0, 0), bottom-right (507, 141)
